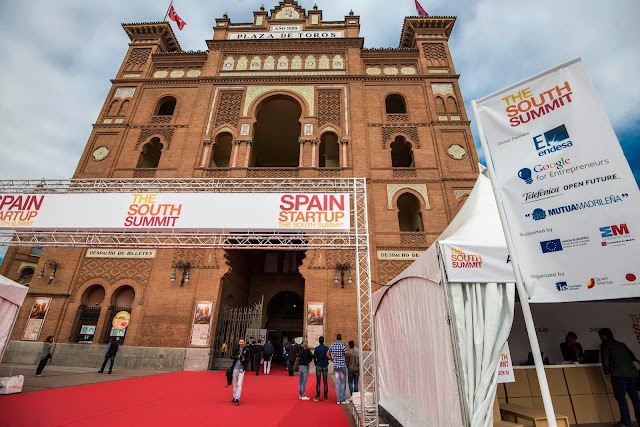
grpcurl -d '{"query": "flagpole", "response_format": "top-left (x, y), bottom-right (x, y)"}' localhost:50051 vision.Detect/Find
top-left (164, 0), bottom-right (174, 21)
top-left (471, 100), bottom-right (558, 427)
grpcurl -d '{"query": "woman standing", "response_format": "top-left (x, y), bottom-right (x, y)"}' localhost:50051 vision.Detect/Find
top-left (297, 341), bottom-right (313, 400)
top-left (35, 335), bottom-right (54, 377)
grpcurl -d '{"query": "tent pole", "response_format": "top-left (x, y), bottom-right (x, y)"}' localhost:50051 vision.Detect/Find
top-left (471, 101), bottom-right (557, 427)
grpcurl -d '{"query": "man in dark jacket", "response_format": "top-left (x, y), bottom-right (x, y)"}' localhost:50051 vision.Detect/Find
top-left (599, 327), bottom-right (640, 427)
top-left (253, 339), bottom-right (264, 376)
top-left (247, 336), bottom-right (256, 371)
top-left (287, 341), bottom-right (298, 376)
top-left (99, 337), bottom-right (119, 374)
top-left (263, 339), bottom-right (274, 375)
top-left (313, 336), bottom-right (330, 401)
top-left (230, 338), bottom-right (250, 405)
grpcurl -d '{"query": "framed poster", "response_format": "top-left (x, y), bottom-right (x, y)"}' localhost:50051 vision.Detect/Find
top-left (190, 301), bottom-right (214, 347)
top-left (22, 297), bottom-right (52, 341)
top-left (306, 302), bottom-right (325, 347)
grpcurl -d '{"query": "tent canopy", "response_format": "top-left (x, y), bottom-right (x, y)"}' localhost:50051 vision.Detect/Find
top-left (0, 275), bottom-right (29, 365)
top-left (374, 173), bottom-right (515, 427)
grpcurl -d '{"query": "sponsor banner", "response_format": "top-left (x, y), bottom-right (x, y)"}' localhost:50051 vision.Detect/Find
top-left (377, 250), bottom-right (424, 260)
top-left (442, 243), bottom-right (515, 283)
top-left (509, 302), bottom-right (640, 366)
top-left (190, 301), bottom-right (214, 347)
top-left (227, 30), bottom-right (344, 40)
top-left (22, 297), bottom-right (52, 341)
top-left (475, 58), bottom-right (640, 302)
top-left (497, 342), bottom-right (515, 383)
top-left (0, 192), bottom-right (350, 232)
top-left (306, 302), bottom-right (325, 347)
top-left (86, 249), bottom-right (156, 259)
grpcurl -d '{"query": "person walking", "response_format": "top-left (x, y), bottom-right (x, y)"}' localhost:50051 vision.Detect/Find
top-left (35, 335), bottom-right (54, 377)
top-left (346, 340), bottom-right (360, 401)
top-left (313, 336), bottom-right (330, 401)
top-left (98, 337), bottom-right (119, 374)
top-left (297, 341), bottom-right (313, 400)
top-left (599, 327), bottom-right (640, 427)
top-left (287, 341), bottom-right (298, 376)
top-left (284, 341), bottom-right (289, 370)
top-left (230, 338), bottom-right (250, 406)
top-left (254, 339), bottom-right (264, 376)
top-left (247, 336), bottom-right (256, 371)
top-left (263, 339), bottom-right (274, 375)
top-left (328, 333), bottom-right (348, 404)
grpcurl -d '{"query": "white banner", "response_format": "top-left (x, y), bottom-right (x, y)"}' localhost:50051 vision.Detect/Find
top-left (0, 192), bottom-right (350, 232)
top-left (441, 243), bottom-right (515, 283)
top-left (497, 342), bottom-right (515, 383)
top-left (474, 58), bottom-right (640, 302)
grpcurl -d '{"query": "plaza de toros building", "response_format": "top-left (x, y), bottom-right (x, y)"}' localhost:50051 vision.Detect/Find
top-left (1, 0), bottom-right (479, 371)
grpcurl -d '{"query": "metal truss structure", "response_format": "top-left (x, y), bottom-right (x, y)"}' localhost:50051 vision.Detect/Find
top-left (0, 177), bottom-right (378, 427)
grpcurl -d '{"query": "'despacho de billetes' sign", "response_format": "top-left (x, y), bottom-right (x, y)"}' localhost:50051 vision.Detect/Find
top-left (0, 192), bottom-right (350, 232)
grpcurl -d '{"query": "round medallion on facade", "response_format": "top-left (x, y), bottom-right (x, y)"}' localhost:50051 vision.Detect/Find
top-left (92, 146), bottom-right (110, 161)
top-left (447, 144), bottom-right (466, 160)
top-left (170, 70), bottom-right (185, 78)
top-left (186, 69), bottom-right (201, 77)
top-left (153, 70), bottom-right (168, 78)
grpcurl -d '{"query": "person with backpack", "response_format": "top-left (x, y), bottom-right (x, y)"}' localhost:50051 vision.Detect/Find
top-left (263, 339), bottom-right (274, 375)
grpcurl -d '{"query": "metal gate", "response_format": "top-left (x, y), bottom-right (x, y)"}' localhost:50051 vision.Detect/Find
top-left (210, 296), bottom-right (263, 370)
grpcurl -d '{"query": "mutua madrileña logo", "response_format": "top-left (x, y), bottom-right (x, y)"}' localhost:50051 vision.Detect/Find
top-left (525, 193), bottom-right (629, 220)
top-left (502, 81), bottom-right (573, 127)
top-left (450, 248), bottom-right (482, 268)
top-left (599, 223), bottom-right (634, 246)
top-left (533, 124), bottom-right (573, 157)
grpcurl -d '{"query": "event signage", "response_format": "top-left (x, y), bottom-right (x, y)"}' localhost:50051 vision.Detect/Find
top-left (86, 249), bottom-right (156, 259)
top-left (497, 342), bottom-right (515, 383)
top-left (376, 250), bottom-right (424, 260)
top-left (474, 58), bottom-right (640, 302)
top-left (22, 297), bottom-right (51, 341)
top-left (227, 30), bottom-right (344, 40)
top-left (441, 243), bottom-right (515, 284)
top-left (190, 301), bottom-right (214, 347)
top-left (0, 192), bottom-right (350, 232)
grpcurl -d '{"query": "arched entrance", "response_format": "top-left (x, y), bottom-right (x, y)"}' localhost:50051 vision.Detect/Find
top-left (266, 291), bottom-right (304, 346)
top-left (251, 95), bottom-right (302, 167)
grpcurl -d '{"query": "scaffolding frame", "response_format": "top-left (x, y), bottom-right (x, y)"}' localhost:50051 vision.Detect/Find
top-left (0, 177), bottom-right (378, 427)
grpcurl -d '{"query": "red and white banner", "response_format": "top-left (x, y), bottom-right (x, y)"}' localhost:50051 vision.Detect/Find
top-left (474, 58), bottom-right (640, 302)
top-left (0, 192), bottom-right (350, 232)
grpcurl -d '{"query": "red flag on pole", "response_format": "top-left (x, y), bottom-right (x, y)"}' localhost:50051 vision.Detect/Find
top-left (414, 0), bottom-right (428, 17)
top-left (168, 4), bottom-right (186, 30)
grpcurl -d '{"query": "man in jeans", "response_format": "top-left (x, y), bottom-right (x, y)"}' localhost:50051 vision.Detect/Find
top-left (328, 333), bottom-right (348, 404)
top-left (599, 327), bottom-right (640, 427)
top-left (313, 336), bottom-right (330, 401)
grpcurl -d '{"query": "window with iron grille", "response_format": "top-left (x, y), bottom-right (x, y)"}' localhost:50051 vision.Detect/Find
top-left (74, 307), bottom-right (101, 342)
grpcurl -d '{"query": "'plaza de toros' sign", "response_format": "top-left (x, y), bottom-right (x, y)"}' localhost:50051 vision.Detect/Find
top-left (228, 29), bottom-right (344, 40)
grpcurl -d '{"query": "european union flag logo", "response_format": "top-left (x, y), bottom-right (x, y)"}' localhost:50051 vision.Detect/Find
top-left (540, 239), bottom-right (563, 253)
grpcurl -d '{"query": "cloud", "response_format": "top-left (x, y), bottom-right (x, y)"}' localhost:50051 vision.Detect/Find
top-left (0, 0), bottom-right (638, 184)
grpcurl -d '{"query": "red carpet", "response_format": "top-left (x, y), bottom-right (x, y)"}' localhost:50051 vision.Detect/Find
top-left (0, 367), bottom-right (350, 427)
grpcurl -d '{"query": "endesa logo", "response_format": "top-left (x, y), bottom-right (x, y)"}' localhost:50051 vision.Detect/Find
top-left (517, 158), bottom-right (570, 185)
top-left (533, 124), bottom-right (573, 157)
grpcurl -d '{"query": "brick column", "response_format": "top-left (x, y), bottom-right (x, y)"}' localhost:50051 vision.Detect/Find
top-left (244, 139), bottom-right (254, 168)
top-left (340, 138), bottom-right (349, 168)
top-left (298, 138), bottom-right (305, 168)
top-left (310, 139), bottom-right (318, 168)
top-left (200, 139), bottom-right (212, 168)
top-left (231, 140), bottom-right (241, 168)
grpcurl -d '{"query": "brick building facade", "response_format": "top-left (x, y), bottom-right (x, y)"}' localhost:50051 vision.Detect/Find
top-left (1, 0), bottom-right (478, 371)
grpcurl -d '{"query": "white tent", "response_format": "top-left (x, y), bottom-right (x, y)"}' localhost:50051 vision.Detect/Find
top-left (373, 173), bottom-right (516, 427)
top-left (0, 275), bottom-right (29, 364)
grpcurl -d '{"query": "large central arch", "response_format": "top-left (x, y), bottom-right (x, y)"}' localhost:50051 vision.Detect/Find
top-left (251, 95), bottom-right (302, 167)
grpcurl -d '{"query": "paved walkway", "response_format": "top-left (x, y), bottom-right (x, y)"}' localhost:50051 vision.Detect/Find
top-left (0, 364), bottom-right (161, 394)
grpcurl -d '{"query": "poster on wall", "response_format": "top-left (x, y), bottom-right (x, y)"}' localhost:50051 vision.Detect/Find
top-left (497, 342), bottom-right (515, 383)
top-left (306, 302), bottom-right (325, 347)
top-left (190, 301), bottom-right (214, 347)
top-left (22, 297), bottom-right (52, 341)
top-left (474, 58), bottom-right (640, 302)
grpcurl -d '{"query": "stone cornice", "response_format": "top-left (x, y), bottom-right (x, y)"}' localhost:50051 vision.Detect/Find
top-left (399, 16), bottom-right (456, 48)
top-left (206, 38), bottom-right (364, 51)
top-left (122, 22), bottom-right (181, 52)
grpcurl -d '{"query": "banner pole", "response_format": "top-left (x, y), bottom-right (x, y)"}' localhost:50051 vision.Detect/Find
top-left (471, 100), bottom-right (558, 427)
top-left (164, 0), bottom-right (173, 21)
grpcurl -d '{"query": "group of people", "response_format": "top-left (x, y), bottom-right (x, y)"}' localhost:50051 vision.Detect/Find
top-left (228, 333), bottom-right (360, 406)
top-left (35, 336), bottom-right (121, 377)
top-left (560, 329), bottom-right (640, 427)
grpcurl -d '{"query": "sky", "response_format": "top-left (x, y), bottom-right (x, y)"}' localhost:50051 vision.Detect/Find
top-left (0, 0), bottom-right (638, 186)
